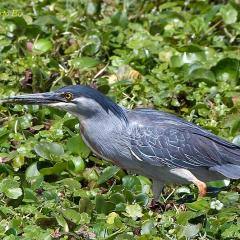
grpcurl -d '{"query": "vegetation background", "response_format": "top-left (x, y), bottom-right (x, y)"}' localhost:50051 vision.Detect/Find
top-left (0, 0), bottom-right (239, 239)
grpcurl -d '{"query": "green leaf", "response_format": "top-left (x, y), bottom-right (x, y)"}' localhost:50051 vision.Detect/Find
top-left (25, 163), bottom-right (40, 182)
top-left (55, 214), bottom-right (69, 232)
top-left (212, 58), bottom-right (240, 83)
top-left (34, 142), bottom-right (64, 160)
top-left (58, 178), bottom-right (81, 191)
top-left (181, 224), bottom-right (201, 238)
top-left (79, 197), bottom-right (94, 214)
top-left (66, 135), bottom-right (90, 158)
top-left (5, 187), bottom-right (22, 199)
top-left (95, 195), bottom-right (115, 214)
top-left (98, 166), bottom-right (120, 184)
top-left (61, 209), bottom-right (90, 224)
top-left (220, 4), bottom-right (238, 25)
top-left (40, 162), bottom-right (67, 175)
top-left (71, 57), bottom-right (100, 69)
top-left (186, 198), bottom-right (210, 212)
top-left (33, 39), bottom-right (53, 54)
top-left (23, 188), bottom-right (38, 203)
top-left (221, 224), bottom-right (240, 239)
top-left (125, 203), bottom-right (143, 220)
top-left (0, 178), bottom-right (22, 199)
top-left (141, 220), bottom-right (156, 235)
top-left (122, 176), bottom-right (142, 192)
top-left (171, 52), bottom-right (206, 68)
top-left (176, 211), bottom-right (203, 225)
top-left (68, 157), bottom-right (85, 173)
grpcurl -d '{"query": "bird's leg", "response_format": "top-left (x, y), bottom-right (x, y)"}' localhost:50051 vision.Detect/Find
top-left (194, 179), bottom-right (207, 197)
top-left (170, 168), bottom-right (207, 197)
top-left (152, 180), bottom-right (164, 201)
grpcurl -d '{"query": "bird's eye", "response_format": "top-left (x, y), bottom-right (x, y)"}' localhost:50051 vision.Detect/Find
top-left (64, 92), bottom-right (73, 101)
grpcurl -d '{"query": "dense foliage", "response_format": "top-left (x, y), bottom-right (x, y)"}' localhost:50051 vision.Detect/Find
top-left (0, 0), bottom-right (239, 239)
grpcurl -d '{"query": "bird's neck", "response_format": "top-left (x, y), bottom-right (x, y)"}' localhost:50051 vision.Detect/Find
top-left (78, 107), bottom-right (128, 158)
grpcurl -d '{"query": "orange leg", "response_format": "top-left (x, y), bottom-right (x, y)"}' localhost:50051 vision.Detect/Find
top-left (195, 180), bottom-right (207, 197)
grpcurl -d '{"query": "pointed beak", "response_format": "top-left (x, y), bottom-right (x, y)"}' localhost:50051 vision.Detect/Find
top-left (0, 92), bottom-right (61, 105)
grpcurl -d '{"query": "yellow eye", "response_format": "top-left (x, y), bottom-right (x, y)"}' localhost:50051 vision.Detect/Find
top-left (64, 92), bottom-right (73, 101)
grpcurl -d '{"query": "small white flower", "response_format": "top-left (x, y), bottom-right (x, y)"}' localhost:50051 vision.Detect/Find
top-left (210, 200), bottom-right (224, 210)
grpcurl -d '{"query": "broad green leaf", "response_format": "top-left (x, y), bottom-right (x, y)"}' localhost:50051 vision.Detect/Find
top-left (186, 198), bottom-right (210, 212)
top-left (33, 39), bottom-right (52, 54)
top-left (125, 203), bottom-right (143, 220)
top-left (61, 209), bottom-right (90, 224)
top-left (66, 135), bottom-right (90, 158)
top-left (181, 224), bottom-right (201, 238)
top-left (98, 166), bottom-right (120, 184)
top-left (25, 162), bottom-right (40, 182)
top-left (40, 162), bottom-right (67, 175)
top-left (68, 157), bottom-right (85, 173)
top-left (23, 188), bottom-right (38, 203)
top-left (122, 176), bottom-right (141, 192)
top-left (220, 4), bottom-right (238, 25)
top-left (141, 220), bottom-right (156, 235)
top-left (221, 224), bottom-right (240, 239)
top-left (34, 142), bottom-right (64, 160)
top-left (55, 214), bottom-right (69, 232)
top-left (71, 57), bottom-right (100, 69)
top-left (0, 178), bottom-right (22, 199)
top-left (5, 187), bottom-right (22, 199)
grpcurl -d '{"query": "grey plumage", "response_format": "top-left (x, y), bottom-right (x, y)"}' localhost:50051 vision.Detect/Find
top-left (2, 85), bottom-right (240, 199)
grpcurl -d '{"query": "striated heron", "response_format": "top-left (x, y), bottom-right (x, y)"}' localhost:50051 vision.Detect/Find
top-left (2, 85), bottom-right (240, 199)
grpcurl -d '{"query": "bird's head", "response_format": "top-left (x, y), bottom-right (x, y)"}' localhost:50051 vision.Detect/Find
top-left (1, 85), bottom-right (127, 121)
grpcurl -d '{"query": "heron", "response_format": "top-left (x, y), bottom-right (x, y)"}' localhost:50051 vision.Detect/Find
top-left (1, 85), bottom-right (240, 200)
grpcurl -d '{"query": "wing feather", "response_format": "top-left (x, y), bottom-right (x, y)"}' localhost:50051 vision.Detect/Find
top-left (130, 124), bottom-right (238, 168)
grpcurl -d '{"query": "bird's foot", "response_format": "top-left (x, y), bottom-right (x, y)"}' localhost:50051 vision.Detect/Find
top-left (196, 180), bottom-right (207, 197)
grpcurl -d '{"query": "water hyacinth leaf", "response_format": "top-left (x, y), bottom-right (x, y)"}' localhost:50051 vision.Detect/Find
top-left (0, 178), bottom-right (22, 199)
top-left (115, 234), bottom-right (135, 240)
top-left (5, 187), bottom-right (22, 199)
top-left (125, 203), bottom-right (143, 220)
top-left (58, 178), bottom-right (81, 191)
top-left (220, 4), bottom-right (238, 25)
top-left (141, 220), bottom-right (156, 235)
top-left (188, 68), bottom-right (215, 85)
top-left (23, 188), bottom-right (38, 203)
top-left (34, 142), bottom-right (64, 160)
top-left (71, 57), bottom-right (100, 69)
top-left (221, 224), bottom-right (240, 239)
top-left (61, 209), bottom-right (90, 224)
top-left (34, 15), bottom-right (62, 28)
top-left (79, 197), bottom-right (94, 214)
top-left (212, 58), bottom-right (240, 83)
top-left (40, 162), bottom-right (67, 175)
top-left (98, 166), bottom-right (120, 184)
top-left (68, 157), bottom-right (85, 173)
top-left (171, 52), bottom-right (206, 68)
top-left (176, 211), bottom-right (203, 225)
top-left (25, 162), bottom-right (40, 180)
top-left (55, 214), bottom-right (69, 232)
top-left (95, 195), bottom-right (115, 214)
top-left (181, 224), bottom-right (201, 238)
top-left (122, 175), bottom-right (142, 192)
top-left (33, 39), bottom-right (53, 54)
top-left (82, 35), bottom-right (101, 55)
top-left (66, 135), bottom-right (90, 158)
top-left (186, 198), bottom-right (210, 212)
top-left (109, 193), bottom-right (126, 204)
